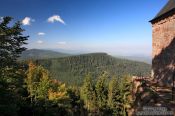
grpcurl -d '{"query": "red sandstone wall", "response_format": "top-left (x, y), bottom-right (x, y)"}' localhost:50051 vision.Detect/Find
top-left (152, 14), bottom-right (175, 58)
top-left (152, 14), bottom-right (175, 86)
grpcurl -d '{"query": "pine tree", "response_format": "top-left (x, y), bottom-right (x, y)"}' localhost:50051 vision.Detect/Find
top-left (107, 75), bottom-right (133, 115)
top-left (0, 16), bottom-right (28, 116)
top-left (107, 77), bottom-right (121, 115)
top-left (119, 75), bottom-right (133, 116)
top-left (80, 74), bottom-right (96, 112)
top-left (0, 16), bottom-right (28, 74)
top-left (36, 69), bottom-right (50, 100)
top-left (95, 72), bottom-right (108, 110)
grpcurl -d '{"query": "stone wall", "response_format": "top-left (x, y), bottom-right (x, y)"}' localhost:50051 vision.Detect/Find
top-left (152, 14), bottom-right (175, 86)
top-left (152, 14), bottom-right (175, 58)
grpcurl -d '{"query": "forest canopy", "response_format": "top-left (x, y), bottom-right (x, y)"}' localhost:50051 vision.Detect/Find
top-left (34, 53), bottom-right (151, 85)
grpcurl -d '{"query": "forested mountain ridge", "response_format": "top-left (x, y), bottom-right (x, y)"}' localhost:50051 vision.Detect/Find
top-left (19, 49), bottom-right (70, 60)
top-left (35, 53), bottom-right (151, 85)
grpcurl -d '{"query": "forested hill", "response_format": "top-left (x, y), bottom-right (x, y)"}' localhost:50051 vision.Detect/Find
top-left (35, 53), bottom-right (151, 85)
top-left (19, 49), bottom-right (70, 60)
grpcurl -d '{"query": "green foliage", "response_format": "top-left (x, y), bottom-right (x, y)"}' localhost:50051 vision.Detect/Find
top-left (25, 62), bottom-right (74, 115)
top-left (0, 78), bottom-right (19, 116)
top-left (0, 16), bottom-right (28, 116)
top-left (95, 72), bottom-right (108, 110)
top-left (35, 53), bottom-right (151, 85)
top-left (107, 76), bottom-right (133, 115)
top-left (80, 74), bottom-right (97, 112)
top-left (0, 16), bottom-right (28, 71)
top-left (0, 16), bottom-right (136, 116)
top-left (80, 73), bottom-right (133, 115)
top-left (107, 77), bottom-right (121, 114)
top-left (67, 86), bottom-right (85, 115)
top-left (26, 61), bottom-right (51, 101)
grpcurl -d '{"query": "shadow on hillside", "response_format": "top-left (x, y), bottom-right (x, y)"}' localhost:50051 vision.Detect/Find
top-left (152, 37), bottom-right (175, 87)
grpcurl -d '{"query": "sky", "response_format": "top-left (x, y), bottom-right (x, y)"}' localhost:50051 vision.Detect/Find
top-left (0, 0), bottom-right (168, 56)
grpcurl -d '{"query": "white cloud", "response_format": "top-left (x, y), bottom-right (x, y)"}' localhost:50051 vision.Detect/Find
top-left (36, 40), bottom-right (43, 44)
top-left (57, 41), bottom-right (66, 45)
top-left (47, 15), bottom-right (65, 24)
top-left (22, 17), bottom-right (35, 25)
top-left (0, 17), bottom-right (3, 22)
top-left (38, 32), bottom-right (45, 36)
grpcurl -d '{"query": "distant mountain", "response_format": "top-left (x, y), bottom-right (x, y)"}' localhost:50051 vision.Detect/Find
top-left (114, 55), bottom-right (152, 64)
top-left (46, 48), bottom-right (90, 55)
top-left (35, 53), bottom-right (151, 85)
top-left (50, 49), bottom-right (152, 64)
top-left (19, 49), bottom-right (70, 60)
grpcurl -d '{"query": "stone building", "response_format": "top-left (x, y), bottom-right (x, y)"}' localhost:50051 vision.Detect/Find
top-left (150, 0), bottom-right (175, 86)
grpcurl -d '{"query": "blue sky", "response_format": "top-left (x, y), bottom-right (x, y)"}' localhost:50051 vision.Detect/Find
top-left (0, 0), bottom-right (168, 56)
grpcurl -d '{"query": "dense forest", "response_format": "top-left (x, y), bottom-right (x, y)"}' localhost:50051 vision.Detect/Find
top-left (0, 17), bottom-right (150, 115)
top-left (34, 53), bottom-right (151, 85)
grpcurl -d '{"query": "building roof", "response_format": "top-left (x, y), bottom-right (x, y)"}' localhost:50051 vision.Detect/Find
top-left (150, 0), bottom-right (175, 23)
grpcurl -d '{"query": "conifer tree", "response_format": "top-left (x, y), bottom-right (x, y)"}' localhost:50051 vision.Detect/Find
top-left (119, 75), bottom-right (133, 116)
top-left (107, 76), bottom-right (132, 115)
top-left (95, 72), bottom-right (108, 110)
top-left (0, 16), bottom-right (28, 74)
top-left (80, 74), bottom-right (96, 112)
top-left (107, 77), bottom-right (121, 115)
top-left (0, 16), bottom-right (28, 116)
